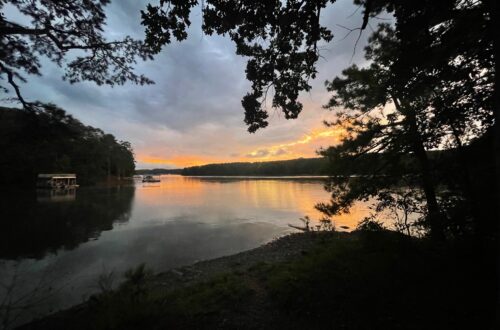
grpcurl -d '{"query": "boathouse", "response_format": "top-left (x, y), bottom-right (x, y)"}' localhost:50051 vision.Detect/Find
top-left (37, 174), bottom-right (78, 189)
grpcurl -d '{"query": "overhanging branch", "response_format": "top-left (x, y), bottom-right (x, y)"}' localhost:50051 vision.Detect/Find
top-left (0, 61), bottom-right (32, 109)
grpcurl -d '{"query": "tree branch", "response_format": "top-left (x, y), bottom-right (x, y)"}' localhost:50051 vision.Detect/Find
top-left (0, 22), bottom-right (127, 52)
top-left (361, 0), bottom-right (373, 30)
top-left (0, 61), bottom-right (32, 109)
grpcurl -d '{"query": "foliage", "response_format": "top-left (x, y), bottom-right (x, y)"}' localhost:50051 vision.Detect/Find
top-left (289, 215), bottom-right (336, 232)
top-left (97, 270), bottom-right (116, 294)
top-left (289, 215), bottom-right (312, 232)
top-left (318, 4), bottom-right (494, 239)
top-left (0, 0), bottom-right (153, 109)
top-left (356, 218), bottom-right (386, 232)
top-left (141, 1), bottom-right (496, 135)
top-left (374, 187), bottom-right (425, 236)
top-left (170, 272), bottom-right (254, 317)
top-left (123, 264), bottom-right (152, 287)
top-left (317, 216), bottom-right (335, 231)
top-left (121, 264), bottom-right (154, 302)
top-left (0, 105), bottom-right (136, 186)
top-left (142, 0), bottom-right (335, 132)
top-left (260, 232), bottom-right (496, 329)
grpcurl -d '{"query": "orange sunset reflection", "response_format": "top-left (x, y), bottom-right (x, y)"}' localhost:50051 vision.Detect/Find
top-left (135, 176), bottom-right (374, 231)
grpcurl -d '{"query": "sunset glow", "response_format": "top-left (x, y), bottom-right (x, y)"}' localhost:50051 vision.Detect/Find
top-left (136, 125), bottom-right (348, 168)
top-left (138, 155), bottom-right (222, 168)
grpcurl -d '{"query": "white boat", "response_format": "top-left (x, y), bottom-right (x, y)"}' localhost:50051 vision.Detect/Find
top-left (142, 175), bottom-right (161, 183)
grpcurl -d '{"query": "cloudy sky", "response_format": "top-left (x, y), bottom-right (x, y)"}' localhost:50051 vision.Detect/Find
top-left (3, 0), bottom-right (374, 169)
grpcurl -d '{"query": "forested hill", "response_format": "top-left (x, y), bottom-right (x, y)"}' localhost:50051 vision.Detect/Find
top-left (180, 158), bottom-right (330, 176)
top-left (0, 106), bottom-right (136, 186)
top-left (136, 168), bottom-right (183, 175)
top-left (142, 134), bottom-right (494, 177)
top-left (176, 154), bottom-right (411, 176)
top-left (139, 155), bottom-right (422, 176)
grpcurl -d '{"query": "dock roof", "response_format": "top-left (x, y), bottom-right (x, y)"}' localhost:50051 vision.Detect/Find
top-left (38, 174), bottom-right (76, 178)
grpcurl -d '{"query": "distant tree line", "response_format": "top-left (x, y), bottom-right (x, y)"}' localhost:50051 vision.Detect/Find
top-left (180, 158), bottom-right (331, 176)
top-left (0, 105), bottom-right (136, 186)
top-left (165, 141), bottom-right (492, 182)
top-left (135, 168), bottom-right (183, 175)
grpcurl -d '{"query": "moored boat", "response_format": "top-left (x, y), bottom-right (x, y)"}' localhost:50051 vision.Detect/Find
top-left (142, 175), bottom-right (161, 183)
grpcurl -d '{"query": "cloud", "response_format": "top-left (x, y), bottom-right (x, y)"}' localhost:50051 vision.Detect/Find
top-left (244, 148), bottom-right (289, 159)
top-left (1, 0), bottom-right (380, 169)
top-left (273, 148), bottom-right (288, 156)
top-left (245, 149), bottom-right (270, 158)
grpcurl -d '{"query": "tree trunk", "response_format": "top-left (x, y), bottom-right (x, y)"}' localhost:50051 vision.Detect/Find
top-left (409, 128), bottom-right (445, 240)
top-left (394, 97), bottom-right (445, 239)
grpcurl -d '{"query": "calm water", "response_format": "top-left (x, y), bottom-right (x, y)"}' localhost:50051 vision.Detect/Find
top-left (0, 175), bottom-right (373, 327)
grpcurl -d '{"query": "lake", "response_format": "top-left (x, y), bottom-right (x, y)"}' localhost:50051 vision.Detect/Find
top-left (0, 175), bottom-right (373, 327)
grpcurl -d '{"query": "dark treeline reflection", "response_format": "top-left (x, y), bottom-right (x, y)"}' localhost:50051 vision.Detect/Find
top-left (0, 186), bottom-right (135, 260)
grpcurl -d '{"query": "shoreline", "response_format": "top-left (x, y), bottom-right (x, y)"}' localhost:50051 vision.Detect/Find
top-left (18, 230), bottom-right (496, 330)
top-left (18, 231), bottom-right (344, 329)
top-left (149, 231), bottom-right (349, 289)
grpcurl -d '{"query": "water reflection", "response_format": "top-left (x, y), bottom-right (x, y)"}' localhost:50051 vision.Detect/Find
top-left (0, 175), bottom-right (376, 328)
top-left (0, 186), bottom-right (135, 260)
top-left (36, 188), bottom-right (76, 203)
top-left (167, 176), bottom-right (373, 230)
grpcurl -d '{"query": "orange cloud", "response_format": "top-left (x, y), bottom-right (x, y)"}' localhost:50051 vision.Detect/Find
top-left (242, 125), bottom-right (347, 161)
top-left (137, 126), bottom-right (348, 168)
top-left (138, 155), bottom-right (220, 168)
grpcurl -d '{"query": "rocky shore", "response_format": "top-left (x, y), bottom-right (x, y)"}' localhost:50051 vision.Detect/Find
top-left (20, 231), bottom-right (343, 329)
top-left (19, 230), bottom-right (495, 330)
top-left (150, 231), bottom-right (347, 290)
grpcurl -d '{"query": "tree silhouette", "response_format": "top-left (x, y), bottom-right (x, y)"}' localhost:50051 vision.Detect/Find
top-left (142, 0), bottom-right (496, 238)
top-left (318, 17), bottom-right (493, 238)
top-left (0, 104), bottom-right (136, 185)
top-left (141, 1), bottom-right (496, 132)
top-left (142, 0), bottom-right (335, 132)
top-left (0, 0), bottom-right (154, 109)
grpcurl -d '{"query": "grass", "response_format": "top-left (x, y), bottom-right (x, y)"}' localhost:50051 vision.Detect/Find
top-left (21, 231), bottom-right (497, 330)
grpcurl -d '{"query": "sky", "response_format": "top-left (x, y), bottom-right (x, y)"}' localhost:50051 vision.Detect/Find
top-left (3, 0), bottom-right (374, 169)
